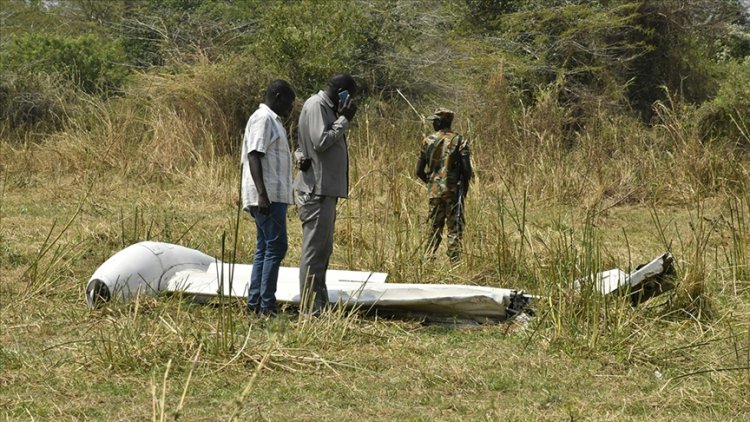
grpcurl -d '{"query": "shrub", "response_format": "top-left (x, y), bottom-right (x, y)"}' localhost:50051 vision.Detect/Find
top-left (696, 58), bottom-right (750, 146)
top-left (247, 0), bottom-right (398, 96)
top-left (116, 0), bottom-right (261, 67)
top-left (0, 33), bottom-right (128, 95)
top-left (0, 32), bottom-right (129, 134)
top-left (0, 71), bottom-right (76, 137)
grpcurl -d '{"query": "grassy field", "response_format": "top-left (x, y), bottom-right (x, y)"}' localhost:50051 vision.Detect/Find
top-left (2, 92), bottom-right (750, 421)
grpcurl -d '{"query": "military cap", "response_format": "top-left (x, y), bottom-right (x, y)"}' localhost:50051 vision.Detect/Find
top-left (426, 107), bottom-right (455, 120)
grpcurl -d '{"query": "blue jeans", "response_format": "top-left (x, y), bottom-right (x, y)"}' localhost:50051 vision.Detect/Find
top-left (248, 202), bottom-right (288, 312)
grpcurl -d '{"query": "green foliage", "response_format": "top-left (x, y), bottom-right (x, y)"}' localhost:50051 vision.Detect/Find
top-left (247, 1), bottom-right (362, 94)
top-left (0, 32), bottom-right (129, 134)
top-left (247, 0), bottom-right (401, 96)
top-left (719, 21), bottom-right (750, 59)
top-left (697, 58), bottom-right (750, 145)
top-left (115, 9), bottom-right (168, 69)
top-left (462, 0), bottom-right (748, 125)
top-left (1, 0), bottom-right (749, 142)
top-left (464, 0), bottom-right (525, 27)
top-left (624, 2), bottom-right (715, 121)
top-left (477, 2), bottom-right (646, 133)
top-left (0, 0), bottom-right (67, 39)
top-left (1, 33), bottom-right (128, 95)
top-left (617, 1), bottom-right (748, 121)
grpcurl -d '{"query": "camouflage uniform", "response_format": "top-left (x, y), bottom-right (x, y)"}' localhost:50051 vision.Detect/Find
top-left (418, 109), bottom-right (471, 262)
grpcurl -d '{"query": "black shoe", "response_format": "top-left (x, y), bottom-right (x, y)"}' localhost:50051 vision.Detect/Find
top-left (259, 308), bottom-right (277, 317)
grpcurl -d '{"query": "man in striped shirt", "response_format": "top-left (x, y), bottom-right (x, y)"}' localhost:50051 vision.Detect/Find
top-left (241, 80), bottom-right (296, 316)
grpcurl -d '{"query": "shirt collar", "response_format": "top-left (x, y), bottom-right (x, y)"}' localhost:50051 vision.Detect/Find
top-left (259, 103), bottom-right (281, 121)
top-left (317, 90), bottom-right (334, 109)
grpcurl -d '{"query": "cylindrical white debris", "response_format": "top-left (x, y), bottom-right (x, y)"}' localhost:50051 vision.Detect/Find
top-left (85, 241), bottom-right (214, 308)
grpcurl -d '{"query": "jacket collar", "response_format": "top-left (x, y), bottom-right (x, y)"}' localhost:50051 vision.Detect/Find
top-left (317, 90), bottom-right (335, 109)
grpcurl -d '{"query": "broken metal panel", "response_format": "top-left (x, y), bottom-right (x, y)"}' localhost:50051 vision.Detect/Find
top-left (188, 262), bottom-right (387, 291)
top-left (167, 263), bottom-right (389, 304)
top-left (167, 263), bottom-right (388, 303)
top-left (591, 269), bottom-right (630, 295)
top-left (86, 241), bottom-right (387, 307)
top-left (625, 253), bottom-right (676, 305)
top-left (581, 253), bottom-right (676, 304)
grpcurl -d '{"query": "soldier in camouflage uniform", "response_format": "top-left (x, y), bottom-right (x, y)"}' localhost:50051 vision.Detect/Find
top-left (415, 108), bottom-right (473, 262)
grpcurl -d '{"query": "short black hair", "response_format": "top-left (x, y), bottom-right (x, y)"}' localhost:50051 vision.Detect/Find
top-left (265, 79), bottom-right (295, 101)
top-left (327, 73), bottom-right (357, 93)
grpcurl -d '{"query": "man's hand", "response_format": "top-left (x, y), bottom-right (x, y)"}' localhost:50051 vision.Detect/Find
top-left (257, 192), bottom-right (271, 215)
top-left (294, 149), bottom-right (311, 171)
top-left (338, 97), bottom-right (357, 121)
top-left (296, 158), bottom-right (311, 171)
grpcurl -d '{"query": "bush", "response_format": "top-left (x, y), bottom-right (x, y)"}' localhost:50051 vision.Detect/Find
top-left (469, 2), bottom-right (649, 131)
top-left (247, 0), bottom-right (399, 96)
top-left (116, 0), bottom-right (261, 67)
top-left (113, 58), bottom-right (272, 173)
top-left (697, 58), bottom-right (750, 146)
top-left (0, 71), bottom-right (77, 137)
top-left (0, 33), bottom-right (128, 95)
top-left (0, 32), bottom-right (129, 134)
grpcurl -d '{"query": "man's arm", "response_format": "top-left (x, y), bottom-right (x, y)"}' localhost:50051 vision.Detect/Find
top-left (247, 151), bottom-right (270, 215)
top-left (305, 100), bottom-right (357, 153)
top-left (416, 156), bottom-right (429, 184)
top-left (459, 153), bottom-right (472, 197)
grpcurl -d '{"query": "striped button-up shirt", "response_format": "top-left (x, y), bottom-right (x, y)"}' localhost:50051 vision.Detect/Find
top-left (241, 103), bottom-right (293, 207)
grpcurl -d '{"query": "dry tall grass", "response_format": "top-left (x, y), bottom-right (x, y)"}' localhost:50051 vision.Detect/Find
top-left (2, 67), bottom-right (750, 419)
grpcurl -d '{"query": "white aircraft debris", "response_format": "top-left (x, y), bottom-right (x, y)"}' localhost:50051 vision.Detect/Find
top-left (576, 253), bottom-right (676, 305)
top-left (86, 242), bottom-right (675, 320)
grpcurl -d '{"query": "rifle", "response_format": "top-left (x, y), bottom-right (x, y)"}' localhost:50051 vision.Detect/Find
top-left (454, 153), bottom-right (468, 228)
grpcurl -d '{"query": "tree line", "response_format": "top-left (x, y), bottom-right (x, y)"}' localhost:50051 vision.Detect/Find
top-left (1, 0), bottom-right (748, 144)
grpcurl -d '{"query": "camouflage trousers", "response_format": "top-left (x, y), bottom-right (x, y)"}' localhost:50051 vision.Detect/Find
top-left (426, 195), bottom-right (465, 262)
